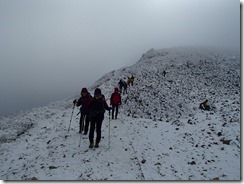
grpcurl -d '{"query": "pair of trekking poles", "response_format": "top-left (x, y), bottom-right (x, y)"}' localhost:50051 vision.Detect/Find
top-left (68, 103), bottom-right (112, 149)
top-left (67, 104), bottom-right (83, 147)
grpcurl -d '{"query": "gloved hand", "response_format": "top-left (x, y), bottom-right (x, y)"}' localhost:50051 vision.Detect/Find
top-left (73, 99), bottom-right (77, 105)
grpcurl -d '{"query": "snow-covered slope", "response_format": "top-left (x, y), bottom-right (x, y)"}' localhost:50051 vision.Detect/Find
top-left (94, 47), bottom-right (240, 120)
top-left (0, 47), bottom-right (240, 180)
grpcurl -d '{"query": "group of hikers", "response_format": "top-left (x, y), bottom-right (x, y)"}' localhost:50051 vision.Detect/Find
top-left (118, 75), bottom-right (134, 95)
top-left (71, 72), bottom-right (211, 149)
top-left (72, 75), bottom-right (134, 149)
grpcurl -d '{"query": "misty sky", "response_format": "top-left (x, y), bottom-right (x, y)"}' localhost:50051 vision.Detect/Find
top-left (0, 0), bottom-right (240, 116)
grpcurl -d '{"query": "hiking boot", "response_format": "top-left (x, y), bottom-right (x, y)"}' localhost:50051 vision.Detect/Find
top-left (95, 143), bottom-right (99, 148)
top-left (89, 142), bottom-right (94, 148)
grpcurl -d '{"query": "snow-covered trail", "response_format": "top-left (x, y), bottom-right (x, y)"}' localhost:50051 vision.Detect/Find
top-left (0, 102), bottom-right (154, 180)
top-left (0, 100), bottom-right (240, 180)
top-left (0, 106), bottom-right (140, 180)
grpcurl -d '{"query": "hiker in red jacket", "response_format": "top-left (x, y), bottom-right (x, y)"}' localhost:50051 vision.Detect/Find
top-left (110, 87), bottom-right (122, 119)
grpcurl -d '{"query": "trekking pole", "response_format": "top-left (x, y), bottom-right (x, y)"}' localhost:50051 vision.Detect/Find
top-left (68, 103), bottom-right (75, 132)
top-left (79, 131), bottom-right (82, 147)
top-left (109, 109), bottom-right (111, 149)
top-left (79, 115), bottom-right (84, 147)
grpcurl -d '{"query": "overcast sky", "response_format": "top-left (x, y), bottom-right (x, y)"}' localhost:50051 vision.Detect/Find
top-left (0, 0), bottom-right (240, 116)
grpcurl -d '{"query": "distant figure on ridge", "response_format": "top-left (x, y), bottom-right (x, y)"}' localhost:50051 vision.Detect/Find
top-left (130, 75), bottom-right (135, 86)
top-left (163, 70), bottom-right (166, 77)
top-left (118, 79), bottom-right (125, 94)
top-left (127, 76), bottom-right (132, 87)
top-left (123, 78), bottom-right (128, 94)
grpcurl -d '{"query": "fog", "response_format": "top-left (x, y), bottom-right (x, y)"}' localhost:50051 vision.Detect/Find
top-left (0, 0), bottom-right (240, 116)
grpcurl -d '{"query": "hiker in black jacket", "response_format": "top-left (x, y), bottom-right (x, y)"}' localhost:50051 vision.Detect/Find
top-left (88, 88), bottom-right (111, 148)
top-left (73, 88), bottom-right (92, 134)
top-left (118, 79), bottom-right (125, 94)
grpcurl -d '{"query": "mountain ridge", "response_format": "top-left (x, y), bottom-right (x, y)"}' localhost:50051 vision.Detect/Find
top-left (0, 46), bottom-right (240, 180)
top-left (91, 46), bottom-right (240, 120)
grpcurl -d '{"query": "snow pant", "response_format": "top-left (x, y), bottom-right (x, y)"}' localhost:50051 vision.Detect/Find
top-left (80, 112), bottom-right (90, 134)
top-left (89, 114), bottom-right (104, 144)
top-left (123, 86), bottom-right (127, 94)
top-left (119, 86), bottom-right (123, 93)
top-left (111, 104), bottom-right (119, 119)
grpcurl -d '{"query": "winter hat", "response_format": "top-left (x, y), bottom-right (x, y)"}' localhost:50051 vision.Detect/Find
top-left (81, 88), bottom-right (88, 93)
top-left (114, 87), bottom-right (119, 92)
top-left (94, 88), bottom-right (101, 96)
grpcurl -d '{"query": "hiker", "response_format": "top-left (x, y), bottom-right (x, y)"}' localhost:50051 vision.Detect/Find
top-left (118, 79), bottom-right (125, 94)
top-left (127, 77), bottom-right (132, 87)
top-left (199, 100), bottom-right (210, 111)
top-left (88, 88), bottom-right (111, 148)
top-left (130, 75), bottom-right (134, 86)
top-left (110, 87), bottom-right (122, 119)
top-left (163, 70), bottom-right (166, 77)
top-left (123, 80), bottom-right (128, 94)
top-left (73, 88), bottom-right (92, 134)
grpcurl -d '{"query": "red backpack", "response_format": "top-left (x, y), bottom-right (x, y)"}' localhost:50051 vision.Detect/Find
top-left (111, 93), bottom-right (121, 105)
